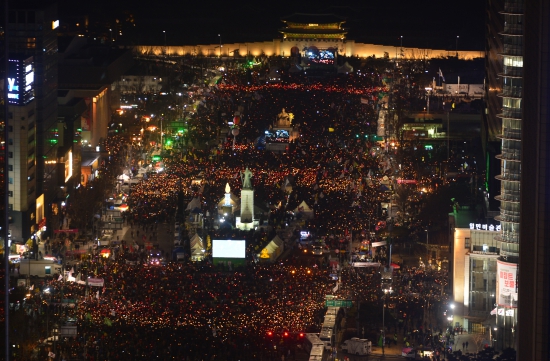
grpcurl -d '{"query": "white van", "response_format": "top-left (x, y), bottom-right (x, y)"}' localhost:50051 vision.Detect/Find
top-left (98, 235), bottom-right (112, 247)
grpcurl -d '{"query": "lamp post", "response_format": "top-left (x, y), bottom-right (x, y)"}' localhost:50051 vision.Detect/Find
top-left (456, 36), bottom-right (459, 57)
top-left (218, 34), bottom-right (222, 57)
top-left (52, 323), bottom-right (59, 358)
top-left (382, 288), bottom-right (393, 356)
top-left (400, 35), bottom-right (403, 59)
top-left (163, 30), bottom-right (166, 46)
top-left (425, 227), bottom-right (429, 267)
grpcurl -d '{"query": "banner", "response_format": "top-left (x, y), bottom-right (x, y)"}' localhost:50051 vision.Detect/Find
top-left (496, 260), bottom-right (518, 308)
top-left (351, 262), bottom-right (380, 268)
top-left (87, 278), bottom-right (105, 287)
top-left (54, 229), bottom-right (79, 234)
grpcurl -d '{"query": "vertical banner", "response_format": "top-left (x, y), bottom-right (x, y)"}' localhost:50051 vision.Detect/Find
top-left (496, 260), bottom-right (518, 308)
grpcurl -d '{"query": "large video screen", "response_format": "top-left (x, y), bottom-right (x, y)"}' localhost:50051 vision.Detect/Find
top-left (306, 48), bottom-right (335, 65)
top-left (213, 240), bottom-right (246, 258)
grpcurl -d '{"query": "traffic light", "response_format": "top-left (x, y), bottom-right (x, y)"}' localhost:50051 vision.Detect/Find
top-left (299, 333), bottom-right (304, 338)
top-left (267, 331), bottom-right (273, 337)
top-left (283, 332), bottom-right (289, 337)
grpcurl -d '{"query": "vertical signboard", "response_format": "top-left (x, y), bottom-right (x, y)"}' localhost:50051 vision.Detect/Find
top-left (8, 56), bottom-right (34, 105)
top-left (496, 260), bottom-right (518, 308)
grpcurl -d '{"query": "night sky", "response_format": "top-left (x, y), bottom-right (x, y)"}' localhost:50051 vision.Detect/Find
top-left (58, 0), bottom-right (485, 50)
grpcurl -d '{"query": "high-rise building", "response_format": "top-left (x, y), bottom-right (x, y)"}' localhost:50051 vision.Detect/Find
top-left (6, 55), bottom-right (38, 242)
top-left (492, 0), bottom-right (523, 350)
top-left (517, 0), bottom-right (550, 359)
top-left (483, 0), bottom-right (504, 212)
top-left (7, 0), bottom-right (60, 237)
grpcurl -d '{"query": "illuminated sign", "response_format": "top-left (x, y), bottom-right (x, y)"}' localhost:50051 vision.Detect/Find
top-left (496, 260), bottom-right (518, 308)
top-left (8, 57), bottom-right (34, 105)
top-left (52, 20), bottom-right (59, 29)
top-left (64, 150), bottom-right (73, 183)
top-left (469, 223), bottom-right (501, 232)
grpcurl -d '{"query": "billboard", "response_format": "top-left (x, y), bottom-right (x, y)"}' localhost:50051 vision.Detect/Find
top-left (496, 260), bottom-right (518, 308)
top-left (213, 239), bottom-right (246, 259)
top-left (8, 57), bottom-right (34, 105)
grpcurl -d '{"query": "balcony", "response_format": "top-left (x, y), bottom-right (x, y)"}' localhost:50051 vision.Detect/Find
top-left (501, 44), bottom-right (523, 56)
top-left (499, 66), bottom-right (523, 78)
top-left (495, 173), bottom-right (521, 182)
top-left (498, 209), bottom-right (520, 223)
top-left (499, 248), bottom-right (520, 257)
top-left (497, 108), bottom-right (522, 119)
top-left (495, 192), bottom-right (520, 203)
top-left (500, 24), bottom-right (523, 36)
top-left (495, 150), bottom-right (521, 161)
top-left (499, 85), bottom-right (522, 98)
top-left (502, 127), bottom-right (521, 140)
top-left (501, 3), bottom-right (524, 14)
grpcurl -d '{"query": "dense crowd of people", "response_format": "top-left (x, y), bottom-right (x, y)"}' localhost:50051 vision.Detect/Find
top-left (18, 62), bottom-right (475, 361)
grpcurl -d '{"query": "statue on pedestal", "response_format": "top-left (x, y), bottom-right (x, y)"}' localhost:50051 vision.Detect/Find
top-left (241, 167), bottom-right (253, 189)
top-left (276, 108), bottom-right (291, 127)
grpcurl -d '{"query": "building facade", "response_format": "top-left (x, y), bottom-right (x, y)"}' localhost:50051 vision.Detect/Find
top-left (6, 55), bottom-right (38, 242)
top-left (452, 224), bottom-right (499, 337)
top-left (493, 0), bottom-right (522, 350)
top-left (8, 0), bottom-right (60, 237)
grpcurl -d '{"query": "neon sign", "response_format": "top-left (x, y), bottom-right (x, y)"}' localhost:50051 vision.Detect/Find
top-left (8, 57), bottom-right (34, 105)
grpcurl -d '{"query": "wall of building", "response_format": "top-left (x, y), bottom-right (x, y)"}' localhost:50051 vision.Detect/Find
top-left (8, 102), bottom-right (37, 241)
top-left (453, 227), bottom-right (469, 329)
top-left (134, 42), bottom-right (483, 60)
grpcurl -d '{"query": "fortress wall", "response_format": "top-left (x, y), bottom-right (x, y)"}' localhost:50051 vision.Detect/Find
top-left (134, 41), bottom-right (483, 60)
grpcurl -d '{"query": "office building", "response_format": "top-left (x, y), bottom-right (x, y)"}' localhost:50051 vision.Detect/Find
top-left (7, 0), bottom-right (60, 237)
top-left (5, 55), bottom-right (39, 242)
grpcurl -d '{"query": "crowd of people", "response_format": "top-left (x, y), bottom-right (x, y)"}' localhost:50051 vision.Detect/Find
top-left (23, 62), bottom-right (467, 361)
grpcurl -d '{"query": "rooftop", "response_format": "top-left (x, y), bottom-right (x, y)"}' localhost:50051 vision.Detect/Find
top-left (281, 13), bottom-right (346, 25)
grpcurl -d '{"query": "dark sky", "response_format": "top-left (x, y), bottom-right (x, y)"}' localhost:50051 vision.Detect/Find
top-left (59, 0), bottom-right (485, 50)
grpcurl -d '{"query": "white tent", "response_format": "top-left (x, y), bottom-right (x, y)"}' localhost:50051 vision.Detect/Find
top-left (294, 201), bottom-right (314, 220)
top-left (186, 197), bottom-right (201, 211)
top-left (190, 233), bottom-right (205, 261)
top-left (337, 62), bottom-right (354, 74)
top-left (259, 235), bottom-right (284, 262)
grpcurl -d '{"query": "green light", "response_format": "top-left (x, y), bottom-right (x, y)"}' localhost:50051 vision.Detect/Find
top-left (77, 128), bottom-right (82, 132)
top-left (425, 145), bottom-right (433, 150)
top-left (49, 139), bottom-right (58, 144)
top-left (152, 155), bottom-right (161, 161)
top-left (177, 129), bottom-right (185, 134)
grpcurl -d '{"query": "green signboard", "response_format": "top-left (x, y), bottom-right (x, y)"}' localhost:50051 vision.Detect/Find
top-left (325, 299), bottom-right (353, 307)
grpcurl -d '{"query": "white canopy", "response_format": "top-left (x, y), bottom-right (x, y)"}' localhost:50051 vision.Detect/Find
top-left (186, 197), bottom-right (201, 211)
top-left (295, 201), bottom-right (314, 219)
top-left (337, 62), bottom-right (354, 74)
top-left (260, 235), bottom-right (284, 262)
top-left (190, 233), bottom-right (204, 254)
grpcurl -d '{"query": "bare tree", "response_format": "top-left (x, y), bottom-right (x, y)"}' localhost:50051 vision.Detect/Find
top-left (469, 332), bottom-right (486, 352)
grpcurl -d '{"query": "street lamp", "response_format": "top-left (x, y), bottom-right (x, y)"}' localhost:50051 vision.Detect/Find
top-left (456, 36), bottom-right (459, 57)
top-left (425, 228), bottom-right (429, 266)
top-left (382, 288), bottom-right (393, 356)
top-left (52, 324), bottom-right (59, 357)
top-left (400, 35), bottom-right (403, 59)
top-left (218, 34), bottom-right (222, 57)
top-left (163, 30), bottom-right (166, 46)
